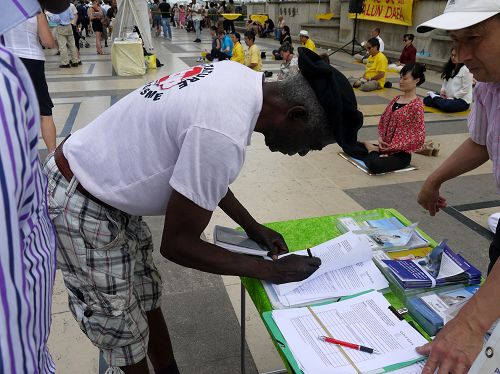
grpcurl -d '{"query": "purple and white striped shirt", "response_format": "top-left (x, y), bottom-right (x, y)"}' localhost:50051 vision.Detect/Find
top-left (468, 82), bottom-right (500, 192)
top-left (0, 23), bottom-right (56, 374)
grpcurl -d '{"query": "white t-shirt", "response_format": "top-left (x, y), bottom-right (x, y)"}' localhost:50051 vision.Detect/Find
top-left (3, 16), bottom-right (45, 61)
top-left (64, 61), bottom-right (264, 216)
top-left (377, 36), bottom-right (384, 52)
top-left (191, 2), bottom-right (203, 21)
top-left (441, 65), bottom-right (474, 104)
top-left (69, 3), bottom-right (78, 25)
top-left (101, 3), bottom-right (111, 13)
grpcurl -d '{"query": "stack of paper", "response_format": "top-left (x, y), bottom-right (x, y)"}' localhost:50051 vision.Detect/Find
top-left (269, 232), bottom-right (389, 307)
top-left (382, 243), bottom-right (481, 289)
top-left (271, 291), bottom-right (428, 373)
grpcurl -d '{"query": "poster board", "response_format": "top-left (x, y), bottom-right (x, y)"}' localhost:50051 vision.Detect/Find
top-left (348, 0), bottom-right (414, 26)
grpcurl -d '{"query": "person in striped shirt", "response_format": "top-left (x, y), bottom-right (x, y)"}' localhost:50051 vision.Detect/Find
top-left (416, 1), bottom-right (500, 373)
top-left (0, 0), bottom-right (69, 373)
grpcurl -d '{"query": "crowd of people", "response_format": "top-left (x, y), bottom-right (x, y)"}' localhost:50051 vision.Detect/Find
top-left (3, 0), bottom-right (500, 374)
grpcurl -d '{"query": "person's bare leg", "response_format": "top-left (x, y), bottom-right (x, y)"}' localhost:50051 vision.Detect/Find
top-left (40, 115), bottom-right (56, 153)
top-left (96, 31), bottom-right (102, 53)
top-left (146, 308), bottom-right (177, 372)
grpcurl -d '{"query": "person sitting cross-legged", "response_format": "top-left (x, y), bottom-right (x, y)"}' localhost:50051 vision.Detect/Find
top-left (206, 29), bottom-right (233, 61)
top-left (230, 32), bottom-right (244, 64)
top-left (423, 48), bottom-right (473, 113)
top-left (272, 25), bottom-right (292, 60)
top-left (204, 26), bottom-right (221, 61)
top-left (261, 18), bottom-right (274, 38)
top-left (277, 42), bottom-right (298, 81)
top-left (354, 63), bottom-right (427, 174)
top-left (349, 37), bottom-right (388, 92)
top-left (388, 33), bottom-right (417, 72)
top-left (299, 29), bottom-right (316, 53)
top-left (244, 30), bottom-right (262, 71)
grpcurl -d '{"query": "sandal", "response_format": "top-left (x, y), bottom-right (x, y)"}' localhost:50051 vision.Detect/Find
top-left (416, 141), bottom-right (440, 157)
top-left (432, 142), bottom-right (440, 156)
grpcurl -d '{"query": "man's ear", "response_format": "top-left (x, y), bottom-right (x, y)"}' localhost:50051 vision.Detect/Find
top-left (286, 106), bottom-right (308, 122)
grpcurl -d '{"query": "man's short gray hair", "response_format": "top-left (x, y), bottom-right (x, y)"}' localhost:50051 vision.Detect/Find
top-left (276, 72), bottom-right (331, 138)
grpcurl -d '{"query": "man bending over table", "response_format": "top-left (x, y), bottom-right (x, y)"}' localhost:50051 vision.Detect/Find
top-left (44, 48), bottom-right (363, 374)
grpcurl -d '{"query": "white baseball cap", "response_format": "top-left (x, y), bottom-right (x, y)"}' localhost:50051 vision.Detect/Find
top-left (417, 0), bottom-right (500, 33)
top-left (299, 30), bottom-right (309, 37)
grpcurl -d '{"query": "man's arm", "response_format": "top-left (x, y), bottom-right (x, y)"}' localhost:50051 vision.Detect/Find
top-left (218, 188), bottom-right (258, 233)
top-left (160, 190), bottom-right (321, 283)
top-left (419, 259), bottom-right (500, 373)
top-left (368, 71), bottom-right (385, 82)
top-left (417, 138), bottom-right (489, 215)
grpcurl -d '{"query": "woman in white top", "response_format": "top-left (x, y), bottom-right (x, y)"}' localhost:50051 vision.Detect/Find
top-left (423, 48), bottom-right (473, 113)
top-left (3, 13), bottom-right (57, 153)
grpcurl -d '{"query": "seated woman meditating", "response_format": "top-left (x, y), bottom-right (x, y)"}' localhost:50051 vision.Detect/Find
top-left (357, 63), bottom-right (426, 174)
top-left (272, 25), bottom-right (292, 60)
top-left (423, 48), bottom-right (473, 113)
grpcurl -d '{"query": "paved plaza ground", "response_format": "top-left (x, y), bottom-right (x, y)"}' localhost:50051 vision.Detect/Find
top-left (43, 26), bottom-right (499, 373)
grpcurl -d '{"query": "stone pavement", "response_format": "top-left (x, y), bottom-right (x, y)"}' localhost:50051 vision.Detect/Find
top-left (43, 26), bottom-right (499, 374)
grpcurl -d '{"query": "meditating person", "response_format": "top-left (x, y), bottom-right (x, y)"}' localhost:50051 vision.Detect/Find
top-left (423, 48), bottom-right (473, 113)
top-left (230, 32), bottom-right (244, 64)
top-left (261, 18), bottom-right (274, 38)
top-left (388, 33), bottom-right (416, 72)
top-left (272, 25), bottom-right (291, 60)
top-left (244, 30), bottom-right (262, 71)
top-left (275, 15), bottom-right (285, 40)
top-left (204, 26), bottom-right (220, 61)
top-left (356, 63), bottom-right (426, 174)
top-left (299, 29), bottom-right (316, 52)
top-left (277, 42), bottom-right (298, 80)
top-left (354, 27), bottom-right (385, 63)
top-left (350, 37), bottom-right (388, 92)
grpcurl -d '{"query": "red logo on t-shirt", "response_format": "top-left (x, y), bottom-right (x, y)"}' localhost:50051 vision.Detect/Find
top-left (139, 64), bottom-right (215, 101)
top-left (155, 66), bottom-right (204, 90)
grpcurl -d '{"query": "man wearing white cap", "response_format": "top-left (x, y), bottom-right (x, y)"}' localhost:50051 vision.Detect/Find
top-left (416, 1), bottom-right (500, 373)
top-left (299, 30), bottom-right (316, 52)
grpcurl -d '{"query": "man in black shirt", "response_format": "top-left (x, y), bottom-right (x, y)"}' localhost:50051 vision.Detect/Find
top-left (159, 0), bottom-right (172, 39)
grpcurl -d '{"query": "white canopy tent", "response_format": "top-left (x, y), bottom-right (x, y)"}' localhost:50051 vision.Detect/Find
top-left (114, 0), bottom-right (154, 52)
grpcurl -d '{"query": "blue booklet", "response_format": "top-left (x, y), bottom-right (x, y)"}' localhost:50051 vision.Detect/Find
top-left (382, 243), bottom-right (481, 289)
top-left (407, 285), bottom-right (480, 335)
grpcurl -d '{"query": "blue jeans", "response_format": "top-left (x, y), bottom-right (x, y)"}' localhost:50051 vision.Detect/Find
top-left (193, 19), bottom-right (201, 40)
top-left (161, 17), bottom-right (172, 39)
top-left (274, 28), bottom-right (282, 40)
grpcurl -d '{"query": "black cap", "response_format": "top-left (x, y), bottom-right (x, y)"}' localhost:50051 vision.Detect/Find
top-left (297, 47), bottom-right (363, 154)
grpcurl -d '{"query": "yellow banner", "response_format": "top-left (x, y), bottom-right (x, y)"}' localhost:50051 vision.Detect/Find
top-left (349, 0), bottom-right (414, 26)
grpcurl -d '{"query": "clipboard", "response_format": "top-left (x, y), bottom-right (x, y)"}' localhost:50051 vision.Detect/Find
top-left (262, 291), bottom-right (428, 373)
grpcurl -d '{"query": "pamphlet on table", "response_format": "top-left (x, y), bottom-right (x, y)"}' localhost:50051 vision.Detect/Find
top-left (382, 241), bottom-right (481, 289)
top-left (337, 217), bottom-right (430, 251)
